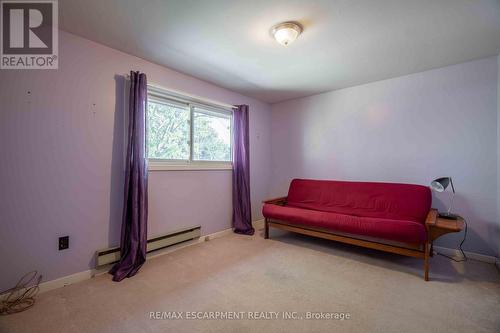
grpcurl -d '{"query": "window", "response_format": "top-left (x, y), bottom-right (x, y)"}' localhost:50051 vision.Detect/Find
top-left (193, 107), bottom-right (231, 161)
top-left (147, 98), bottom-right (190, 160)
top-left (146, 86), bottom-right (233, 170)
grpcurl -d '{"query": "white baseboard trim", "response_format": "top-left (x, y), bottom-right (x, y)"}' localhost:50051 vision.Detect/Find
top-left (11, 222), bottom-right (269, 295)
top-left (202, 227), bottom-right (233, 242)
top-left (39, 270), bottom-right (94, 293)
top-left (433, 246), bottom-right (497, 264)
top-left (252, 219), bottom-right (265, 230)
top-left (0, 269), bottom-right (95, 301)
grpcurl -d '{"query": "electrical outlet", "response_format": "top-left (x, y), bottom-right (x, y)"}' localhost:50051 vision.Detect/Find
top-left (59, 236), bottom-right (69, 250)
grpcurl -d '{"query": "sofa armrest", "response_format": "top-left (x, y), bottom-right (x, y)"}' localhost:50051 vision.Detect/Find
top-left (425, 209), bottom-right (438, 227)
top-left (262, 196), bottom-right (288, 206)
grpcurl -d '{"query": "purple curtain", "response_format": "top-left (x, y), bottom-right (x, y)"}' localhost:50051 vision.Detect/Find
top-left (232, 105), bottom-right (254, 235)
top-left (110, 71), bottom-right (148, 282)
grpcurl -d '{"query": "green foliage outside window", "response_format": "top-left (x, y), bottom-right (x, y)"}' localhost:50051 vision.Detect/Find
top-left (147, 101), bottom-right (190, 160)
top-left (147, 100), bottom-right (231, 162)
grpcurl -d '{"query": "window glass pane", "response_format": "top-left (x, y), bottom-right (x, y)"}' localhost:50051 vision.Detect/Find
top-left (147, 100), bottom-right (190, 160)
top-left (193, 109), bottom-right (231, 161)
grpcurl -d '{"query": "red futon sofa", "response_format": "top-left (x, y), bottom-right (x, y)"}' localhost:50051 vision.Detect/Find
top-left (262, 179), bottom-right (438, 280)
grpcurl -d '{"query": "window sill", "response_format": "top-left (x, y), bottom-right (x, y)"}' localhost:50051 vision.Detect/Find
top-left (148, 161), bottom-right (233, 171)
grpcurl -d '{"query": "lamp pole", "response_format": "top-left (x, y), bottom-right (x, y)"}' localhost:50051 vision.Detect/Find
top-left (447, 177), bottom-right (455, 216)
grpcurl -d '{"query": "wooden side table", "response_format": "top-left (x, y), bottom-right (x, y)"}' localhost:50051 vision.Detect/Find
top-left (427, 214), bottom-right (465, 256)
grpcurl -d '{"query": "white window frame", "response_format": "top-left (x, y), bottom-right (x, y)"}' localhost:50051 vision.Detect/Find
top-left (146, 85), bottom-right (234, 171)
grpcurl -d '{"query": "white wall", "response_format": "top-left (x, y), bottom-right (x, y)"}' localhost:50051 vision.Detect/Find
top-left (270, 57), bottom-right (499, 256)
top-left (0, 31), bottom-right (271, 291)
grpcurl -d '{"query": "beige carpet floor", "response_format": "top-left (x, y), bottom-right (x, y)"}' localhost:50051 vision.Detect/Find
top-left (1, 226), bottom-right (499, 333)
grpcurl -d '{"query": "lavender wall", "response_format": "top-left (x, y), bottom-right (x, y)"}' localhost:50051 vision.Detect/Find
top-left (270, 57), bottom-right (499, 256)
top-left (497, 54), bottom-right (500, 257)
top-left (0, 31), bottom-right (271, 291)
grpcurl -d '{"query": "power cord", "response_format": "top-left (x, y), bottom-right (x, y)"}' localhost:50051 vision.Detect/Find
top-left (0, 271), bottom-right (42, 315)
top-left (435, 217), bottom-right (468, 262)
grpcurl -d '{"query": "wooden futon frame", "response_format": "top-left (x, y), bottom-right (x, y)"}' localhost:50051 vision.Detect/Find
top-left (263, 196), bottom-right (462, 281)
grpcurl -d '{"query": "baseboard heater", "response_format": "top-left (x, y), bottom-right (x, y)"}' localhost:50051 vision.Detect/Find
top-left (96, 225), bottom-right (201, 267)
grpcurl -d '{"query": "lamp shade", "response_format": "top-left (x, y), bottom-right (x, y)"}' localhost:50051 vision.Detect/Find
top-left (430, 177), bottom-right (451, 192)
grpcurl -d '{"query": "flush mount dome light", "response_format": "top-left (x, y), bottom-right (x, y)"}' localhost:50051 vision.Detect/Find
top-left (272, 22), bottom-right (302, 46)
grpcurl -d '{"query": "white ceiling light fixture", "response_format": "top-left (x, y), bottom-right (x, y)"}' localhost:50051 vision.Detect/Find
top-left (271, 22), bottom-right (302, 46)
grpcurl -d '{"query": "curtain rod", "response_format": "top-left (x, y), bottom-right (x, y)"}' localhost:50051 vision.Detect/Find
top-left (124, 74), bottom-right (238, 110)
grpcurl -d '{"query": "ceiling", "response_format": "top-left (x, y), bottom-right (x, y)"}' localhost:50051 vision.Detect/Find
top-left (59, 0), bottom-right (500, 103)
